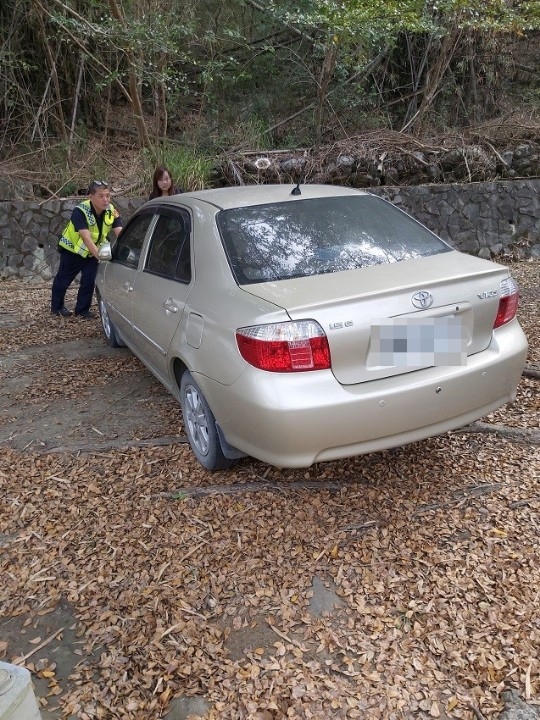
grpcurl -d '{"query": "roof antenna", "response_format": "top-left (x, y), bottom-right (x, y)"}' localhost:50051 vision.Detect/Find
top-left (290, 182), bottom-right (301, 196)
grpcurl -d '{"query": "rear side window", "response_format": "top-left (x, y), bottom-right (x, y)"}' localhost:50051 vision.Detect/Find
top-left (217, 195), bottom-right (451, 284)
top-left (145, 212), bottom-right (191, 283)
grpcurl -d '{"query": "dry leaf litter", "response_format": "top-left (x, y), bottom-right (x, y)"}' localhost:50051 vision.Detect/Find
top-left (0, 261), bottom-right (538, 720)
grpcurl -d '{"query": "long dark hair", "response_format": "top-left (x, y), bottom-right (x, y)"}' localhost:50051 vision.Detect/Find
top-left (149, 166), bottom-right (174, 199)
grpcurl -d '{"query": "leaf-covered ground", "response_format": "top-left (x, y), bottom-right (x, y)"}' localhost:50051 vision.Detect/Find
top-left (0, 262), bottom-right (538, 719)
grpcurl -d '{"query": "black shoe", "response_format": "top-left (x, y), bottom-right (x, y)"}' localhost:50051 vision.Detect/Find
top-left (52, 307), bottom-right (73, 317)
top-left (74, 310), bottom-right (96, 320)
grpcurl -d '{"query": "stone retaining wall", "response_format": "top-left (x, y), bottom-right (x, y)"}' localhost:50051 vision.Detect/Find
top-left (0, 197), bottom-right (146, 282)
top-left (0, 179), bottom-right (538, 282)
top-left (372, 179), bottom-right (540, 260)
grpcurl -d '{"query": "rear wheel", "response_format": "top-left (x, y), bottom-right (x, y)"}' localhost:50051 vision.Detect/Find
top-left (180, 371), bottom-right (235, 471)
top-left (97, 294), bottom-right (125, 348)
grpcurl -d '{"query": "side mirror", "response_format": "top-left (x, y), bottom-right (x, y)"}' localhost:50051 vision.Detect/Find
top-left (98, 242), bottom-right (112, 261)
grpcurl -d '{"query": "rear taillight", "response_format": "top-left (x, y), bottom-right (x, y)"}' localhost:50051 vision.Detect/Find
top-left (494, 277), bottom-right (519, 329)
top-left (236, 320), bottom-right (331, 372)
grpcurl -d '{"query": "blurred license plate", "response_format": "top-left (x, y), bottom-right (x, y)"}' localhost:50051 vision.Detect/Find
top-left (369, 316), bottom-right (466, 367)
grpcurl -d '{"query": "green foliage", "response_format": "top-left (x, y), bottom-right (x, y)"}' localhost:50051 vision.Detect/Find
top-left (149, 144), bottom-right (214, 191)
top-left (520, 86), bottom-right (540, 108)
top-left (1, 0), bottom-right (539, 162)
top-left (58, 181), bottom-right (78, 197)
top-left (214, 115), bottom-right (274, 152)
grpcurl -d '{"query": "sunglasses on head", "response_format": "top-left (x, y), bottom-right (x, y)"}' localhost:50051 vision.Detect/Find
top-left (88, 180), bottom-right (110, 193)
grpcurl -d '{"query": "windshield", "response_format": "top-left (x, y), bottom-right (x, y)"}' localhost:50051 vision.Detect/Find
top-left (217, 194), bottom-right (451, 284)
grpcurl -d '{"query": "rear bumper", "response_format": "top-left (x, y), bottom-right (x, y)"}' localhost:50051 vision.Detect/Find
top-left (198, 321), bottom-right (528, 468)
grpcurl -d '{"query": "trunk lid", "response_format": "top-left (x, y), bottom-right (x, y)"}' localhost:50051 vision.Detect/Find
top-left (241, 252), bottom-right (508, 384)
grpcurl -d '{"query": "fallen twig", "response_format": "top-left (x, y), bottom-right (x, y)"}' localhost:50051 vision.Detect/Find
top-left (455, 422), bottom-right (540, 445)
top-left (468, 704), bottom-right (487, 720)
top-left (13, 627), bottom-right (65, 665)
top-left (39, 435), bottom-right (188, 454)
top-left (268, 622), bottom-right (309, 652)
top-left (523, 365), bottom-right (540, 380)
top-left (413, 483), bottom-right (505, 516)
top-left (160, 479), bottom-right (354, 498)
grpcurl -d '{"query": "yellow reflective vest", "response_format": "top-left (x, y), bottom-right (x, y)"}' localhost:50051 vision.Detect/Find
top-left (59, 200), bottom-right (118, 258)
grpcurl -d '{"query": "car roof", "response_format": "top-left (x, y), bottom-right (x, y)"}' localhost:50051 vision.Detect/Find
top-left (146, 184), bottom-right (370, 211)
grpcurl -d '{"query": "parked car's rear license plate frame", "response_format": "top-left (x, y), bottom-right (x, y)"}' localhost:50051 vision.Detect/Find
top-left (368, 316), bottom-right (466, 368)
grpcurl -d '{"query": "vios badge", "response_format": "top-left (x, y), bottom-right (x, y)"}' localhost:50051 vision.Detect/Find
top-left (411, 290), bottom-right (433, 309)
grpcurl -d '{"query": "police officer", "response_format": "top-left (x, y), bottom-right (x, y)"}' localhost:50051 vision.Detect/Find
top-left (51, 180), bottom-right (123, 319)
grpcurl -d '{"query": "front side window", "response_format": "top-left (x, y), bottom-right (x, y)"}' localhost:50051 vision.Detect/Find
top-left (217, 195), bottom-right (451, 284)
top-left (145, 212), bottom-right (191, 282)
top-left (113, 213), bottom-right (154, 268)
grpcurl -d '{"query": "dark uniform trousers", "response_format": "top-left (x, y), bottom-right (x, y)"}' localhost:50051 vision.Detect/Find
top-left (51, 248), bottom-right (99, 315)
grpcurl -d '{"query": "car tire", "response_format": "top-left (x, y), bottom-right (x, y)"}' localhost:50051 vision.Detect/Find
top-left (180, 371), bottom-right (236, 471)
top-left (97, 294), bottom-right (125, 348)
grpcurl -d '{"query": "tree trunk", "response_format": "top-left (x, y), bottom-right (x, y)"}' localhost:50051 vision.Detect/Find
top-left (405, 27), bottom-right (462, 135)
top-left (467, 32), bottom-right (479, 124)
top-left (107, 0), bottom-right (153, 152)
top-left (68, 53), bottom-right (85, 163)
top-left (35, 4), bottom-right (68, 144)
top-left (314, 41), bottom-right (338, 149)
top-left (402, 34), bottom-right (433, 130)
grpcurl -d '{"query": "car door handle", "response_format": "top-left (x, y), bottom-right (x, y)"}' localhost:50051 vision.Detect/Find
top-left (163, 298), bottom-right (179, 313)
top-left (123, 282), bottom-right (133, 292)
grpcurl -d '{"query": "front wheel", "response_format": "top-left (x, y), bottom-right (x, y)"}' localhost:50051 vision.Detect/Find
top-left (97, 294), bottom-right (125, 348)
top-left (180, 371), bottom-right (235, 471)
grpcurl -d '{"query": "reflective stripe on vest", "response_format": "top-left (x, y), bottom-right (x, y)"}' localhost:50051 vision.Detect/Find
top-left (59, 200), bottom-right (116, 258)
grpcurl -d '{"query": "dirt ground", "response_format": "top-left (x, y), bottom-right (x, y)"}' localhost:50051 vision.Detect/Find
top-left (0, 264), bottom-right (539, 720)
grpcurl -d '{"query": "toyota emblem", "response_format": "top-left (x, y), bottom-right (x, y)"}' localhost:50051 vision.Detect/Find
top-left (411, 290), bottom-right (433, 309)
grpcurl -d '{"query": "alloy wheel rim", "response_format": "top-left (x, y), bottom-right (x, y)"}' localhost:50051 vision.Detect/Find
top-left (100, 300), bottom-right (112, 339)
top-left (185, 385), bottom-right (210, 456)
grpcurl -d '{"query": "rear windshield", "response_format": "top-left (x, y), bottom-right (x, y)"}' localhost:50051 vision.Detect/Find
top-left (217, 194), bottom-right (451, 284)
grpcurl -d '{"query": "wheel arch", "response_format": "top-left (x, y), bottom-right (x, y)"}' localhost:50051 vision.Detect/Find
top-left (172, 356), bottom-right (189, 392)
top-left (174, 360), bottom-right (247, 465)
